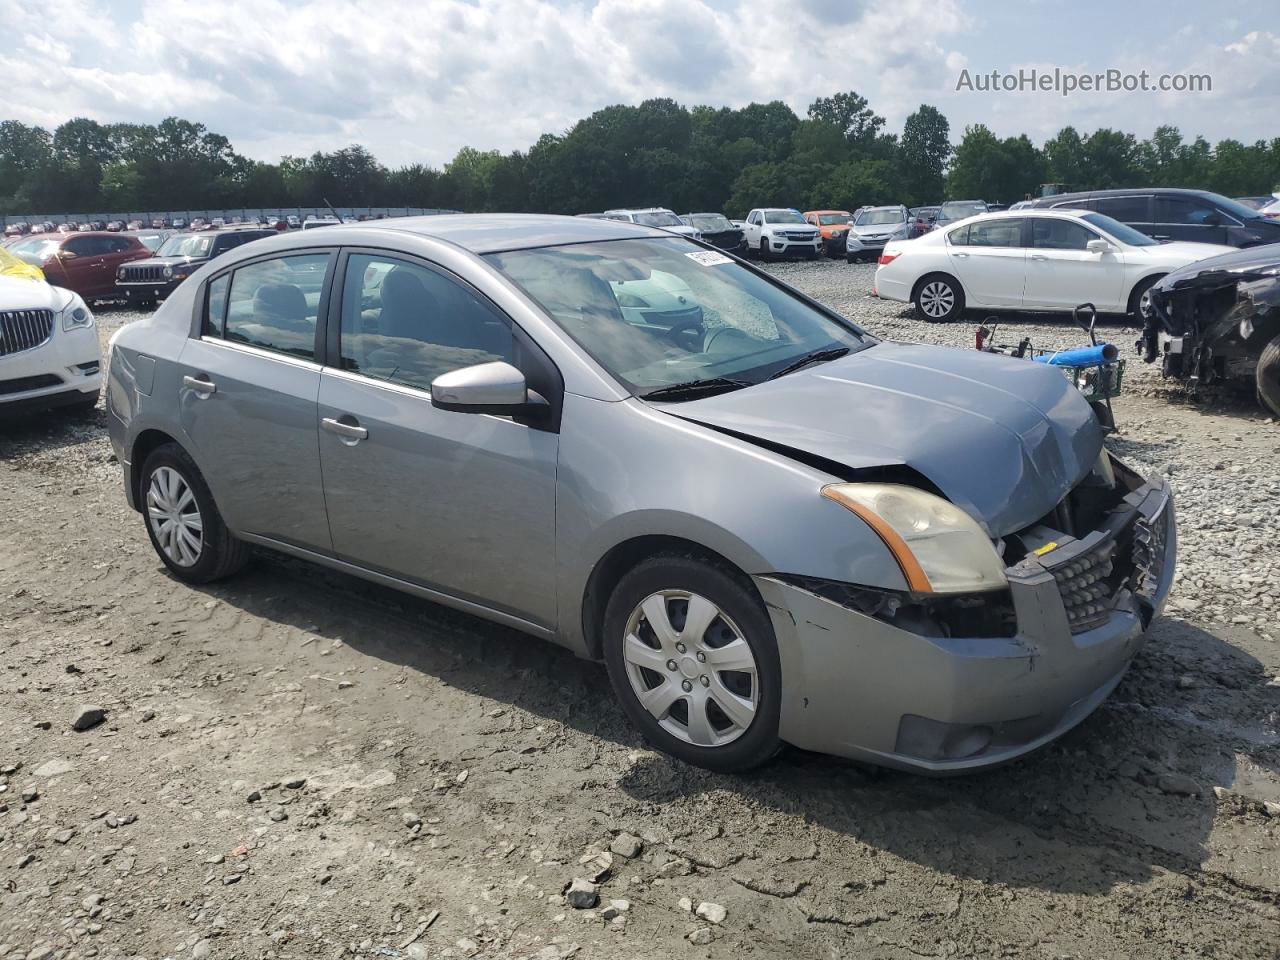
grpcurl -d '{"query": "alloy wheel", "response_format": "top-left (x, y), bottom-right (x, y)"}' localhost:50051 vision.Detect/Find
top-left (621, 590), bottom-right (759, 747)
top-left (146, 466), bottom-right (204, 567)
top-left (919, 280), bottom-right (955, 318)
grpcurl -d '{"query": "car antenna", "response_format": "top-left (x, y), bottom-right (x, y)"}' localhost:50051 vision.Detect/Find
top-left (322, 198), bottom-right (344, 223)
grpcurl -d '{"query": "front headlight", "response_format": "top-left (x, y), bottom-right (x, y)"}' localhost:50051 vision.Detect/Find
top-left (821, 483), bottom-right (1007, 594)
top-left (62, 300), bottom-right (95, 332)
top-left (163, 265), bottom-right (174, 279)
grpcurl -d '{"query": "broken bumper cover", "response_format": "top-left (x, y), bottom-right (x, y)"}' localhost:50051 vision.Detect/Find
top-left (758, 478), bottom-right (1175, 774)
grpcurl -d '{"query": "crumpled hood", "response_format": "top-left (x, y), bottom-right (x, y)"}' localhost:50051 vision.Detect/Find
top-left (672, 341), bottom-right (1104, 536)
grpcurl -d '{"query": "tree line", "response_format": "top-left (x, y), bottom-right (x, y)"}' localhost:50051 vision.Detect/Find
top-left (2, 91), bottom-right (1277, 219)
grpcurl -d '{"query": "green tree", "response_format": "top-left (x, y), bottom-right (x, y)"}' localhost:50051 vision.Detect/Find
top-left (807, 91), bottom-right (884, 150)
top-left (899, 105), bottom-right (950, 204)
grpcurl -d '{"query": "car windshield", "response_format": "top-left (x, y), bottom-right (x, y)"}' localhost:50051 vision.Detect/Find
top-left (1203, 192), bottom-right (1270, 221)
top-left (157, 235), bottom-right (212, 257)
top-left (856, 209), bottom-right (906, 226)
top-left (1081, 213), bottom-right (1159, 247)
top-left (10, 237), bottom-right (61, 260)
top-left (133, 233), bottom-right (166, 251)
top-left (762, 210), bottom-right (806, 224)
top-left (818, 214), bottom-right (851, 225)
top-left (633, 212), bottom-right (684, 228)
top-left (688, 214), bottom-right (733, 232)
top-left (940, 201), bottom-right (987, 220)
top-left (486, 237), bottom-right (869, 396)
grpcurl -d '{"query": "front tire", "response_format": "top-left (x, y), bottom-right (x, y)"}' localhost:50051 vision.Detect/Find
top-left (913, 274), bottom-right (965, 323)
top-left (1127, 275), bottom-right (1162, 320)
top-left (139, 443), bottom-right (250, 583)
top-left (757, 238), bottom-right (769, 261)
top-left (1257, 334), bottom-right (1280, 418)
top-left (602, 555), bottom-right (782, 773)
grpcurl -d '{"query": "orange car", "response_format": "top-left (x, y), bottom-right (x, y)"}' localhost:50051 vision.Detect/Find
top-left (803, 210), bottom-right (853, 257)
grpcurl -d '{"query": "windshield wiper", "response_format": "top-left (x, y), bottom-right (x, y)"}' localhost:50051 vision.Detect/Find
top-left (640, 377), bottom-right (751, 401)
top-left (766, 346), bottom-right (851, 381)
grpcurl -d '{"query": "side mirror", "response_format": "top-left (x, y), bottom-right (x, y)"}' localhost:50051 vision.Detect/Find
top-left (431, 361), bottom-right (547, 416)
top-left (1086, 239), bottom-right (1111, 254)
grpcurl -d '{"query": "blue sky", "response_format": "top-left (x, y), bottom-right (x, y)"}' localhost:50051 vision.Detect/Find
top-left (1, 0), bottom-right (1275, 166)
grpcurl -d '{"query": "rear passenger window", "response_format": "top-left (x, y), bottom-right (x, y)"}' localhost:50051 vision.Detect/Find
top-left (1154, 196), bottom-right (1225, 225)
top-left (223, 254), bottom-right (328, 360)
top-left (966, 219), bottom-right (1025, 247)
top-left (1094, 196), bottom-right (1150, 222)
top-left (204, 275), bottom-right (229, 337)
top-left (947, 224), bottom-right (970, 246)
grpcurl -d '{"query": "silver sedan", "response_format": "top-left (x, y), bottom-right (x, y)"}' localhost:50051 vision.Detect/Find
top-left (105, 214), bottom-right (1176, 773)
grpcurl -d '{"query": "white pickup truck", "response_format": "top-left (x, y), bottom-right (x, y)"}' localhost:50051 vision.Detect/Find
top-left (741, 208), bottom-right (822, 259)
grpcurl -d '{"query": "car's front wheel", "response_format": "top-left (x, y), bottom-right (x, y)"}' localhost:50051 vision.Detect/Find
top-left (603, 555), bottom-right (782, 772)
top-left (1257, 333), bottom-right (1280, 418)
top-left (757, 238), bottom-right (770, 261)
top-left (139, 442), bottom-right (250, 583)
top-left (913, 273), bottom-right (965, 323)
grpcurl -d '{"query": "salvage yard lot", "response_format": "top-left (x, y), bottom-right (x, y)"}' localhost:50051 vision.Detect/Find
top-left (1, 260), bottom-right (1278, 960)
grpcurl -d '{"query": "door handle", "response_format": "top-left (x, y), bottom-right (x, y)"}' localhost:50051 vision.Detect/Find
top-left (322, 417), bottom-right (368, 442)
top-left (1030, 254), bottom-right (1048, 260)
top-left (183, 375), bottom-right (216, 396)
top-left (953, 252), bottom-right (969, 258)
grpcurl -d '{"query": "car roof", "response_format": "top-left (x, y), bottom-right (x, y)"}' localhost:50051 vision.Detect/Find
top-left (804, 209), bottom-right (851, 215)
top-left (1033, 187), bottom-right (1223, 203)
top-left (225, 213), bottom-right (668, 255)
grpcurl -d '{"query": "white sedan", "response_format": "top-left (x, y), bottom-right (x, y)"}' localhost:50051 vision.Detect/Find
top-left (874, 208), bottom-right (1235, 323)
top-left (0, 274), bottom-right (101, 415)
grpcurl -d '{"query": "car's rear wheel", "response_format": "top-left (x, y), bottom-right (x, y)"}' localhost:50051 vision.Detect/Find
top-left (913, 274), bottom-right (965, 323)
top-left (1257, 333), bottom-right (1280, 418)
top-left (139, 442), bottom-right (250, 583)
top-left (602, 555), bottom-right (782, 773)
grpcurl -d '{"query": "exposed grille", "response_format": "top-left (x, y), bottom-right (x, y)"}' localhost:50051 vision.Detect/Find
top-left (0, 373), bottom-right (62, 396)
top-left (0, 309), bottom-right (54, 357)
top-left (782, 232), bottom-right (817, 240)
top-left (1049, 534), bottom-right (1119, 633)
top-left (1130, 501), bottom-right (1169, 601)
top-left (120, 264), bottom-right (166, 283)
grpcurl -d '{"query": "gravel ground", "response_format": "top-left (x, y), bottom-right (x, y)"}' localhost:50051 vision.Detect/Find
top-left (1, 267), bottom-right (1278, 960)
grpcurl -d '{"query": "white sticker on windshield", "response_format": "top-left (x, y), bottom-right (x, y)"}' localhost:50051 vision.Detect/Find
top-left (685, 250), bottom-right (733, 266)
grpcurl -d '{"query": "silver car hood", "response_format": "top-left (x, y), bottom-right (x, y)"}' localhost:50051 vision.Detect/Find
top-left (671, 341), bottom-right (1104, 536)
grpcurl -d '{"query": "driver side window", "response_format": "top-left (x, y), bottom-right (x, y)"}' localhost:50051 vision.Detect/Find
top-left (339, 254), bottom-right (513, 392)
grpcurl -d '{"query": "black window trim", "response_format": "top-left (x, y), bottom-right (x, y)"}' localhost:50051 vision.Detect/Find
top-left (324, 246), bottom-right (565, 433)
top-left (190, 247), bottom-right (339, 364)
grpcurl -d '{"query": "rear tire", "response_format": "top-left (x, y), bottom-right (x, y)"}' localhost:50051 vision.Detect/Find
top-left (1257, 334), bottom-right (1280, 418)
top-left (603, 555), bottom-right (782, 773)
top-left (913, 274), bottom-right (965, 323)
top-left (139, 442), bottom-right (250, 583)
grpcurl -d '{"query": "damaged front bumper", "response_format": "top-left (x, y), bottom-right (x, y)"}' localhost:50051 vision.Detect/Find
top-left (758, 475), bottom-right (1176, 774)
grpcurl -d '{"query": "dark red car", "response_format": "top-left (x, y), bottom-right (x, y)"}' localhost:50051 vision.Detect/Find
top-left (7, 231), bottom-right (151, 302)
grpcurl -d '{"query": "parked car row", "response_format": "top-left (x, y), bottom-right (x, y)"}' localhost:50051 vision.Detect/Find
top-left (1, 226), bottom-right (275, 306)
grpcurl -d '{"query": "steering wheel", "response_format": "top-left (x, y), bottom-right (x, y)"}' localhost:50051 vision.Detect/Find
top-left (662, 315), bottom-right (705, 351)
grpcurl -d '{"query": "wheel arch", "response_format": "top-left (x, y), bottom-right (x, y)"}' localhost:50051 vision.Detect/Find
top-left (580, 534), bottom-right (763, 662)
top-left (129, 428), bottom-right (182, 512)
top-left (1127, 272), bottom-right (1167, 315)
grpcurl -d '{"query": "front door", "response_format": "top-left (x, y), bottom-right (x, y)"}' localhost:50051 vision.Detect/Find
top-left (58, 235), bottom-right (109, 296)
top-left (176, 251), bottom-right (335, 552)
top-left (317, 251), bottom-right (559, 629)
top-left (1023, 217), bottom-right (1126, 311)
top-left (1153, 196), bottom-right (1231, 245)
top-left (948, 218), bottom-right (1027, 307)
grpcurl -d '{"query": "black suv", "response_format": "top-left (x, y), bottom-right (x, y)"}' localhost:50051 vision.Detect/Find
top-left (1027, 188), bottom-right (1280, 248)
top-left (116, 227), bottom-right (276, 307)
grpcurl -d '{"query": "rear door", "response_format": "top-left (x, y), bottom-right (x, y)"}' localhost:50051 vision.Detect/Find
top-left (947, 218), bottom-right (1027, 307)
top-left (101, 235), bottom-right (146, 286)
top-left (1093, 195), bottom-right (1154, 238)
top-left (316, 249), bottom-right (560, 629)
top-left (176, 250), bottom-right (336, 551)
top-left (1024, 217), bottom-right (1126, 311)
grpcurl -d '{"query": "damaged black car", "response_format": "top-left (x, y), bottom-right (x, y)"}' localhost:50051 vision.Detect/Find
top-left (1141, 242), bottom-right (1280, 416)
